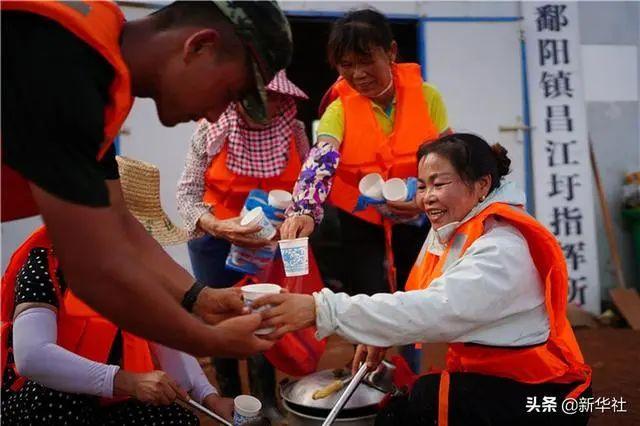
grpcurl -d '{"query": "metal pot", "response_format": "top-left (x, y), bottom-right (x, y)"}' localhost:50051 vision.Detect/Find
top-left (282, 400), bottom-right (376, 426)
top-left (280, 364), bottom-right (392, 425)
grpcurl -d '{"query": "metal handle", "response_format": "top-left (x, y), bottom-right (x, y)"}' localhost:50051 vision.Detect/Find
top-left (322, 363), bottom-right (370, 426)
top-left (498, 124), bottom-right (532, 132)
top-left (498, 116), bottom-right (533, 133)
top-left (187, 398), bottom-right (233, 426)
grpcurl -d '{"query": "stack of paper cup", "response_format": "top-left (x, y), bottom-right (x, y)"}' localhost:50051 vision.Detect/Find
top-left (241, 283), bottom-right (281, 335)
top-left (233, 395), bottom-right (262, 425)
top-left (278, 237), bottom-right (309, 277)
top-left (241, 207), bottom-right (276, 240)
top-left (358, 173), bottom-right (385, 200)
top-left (239, 189), bottom-right (269, 218)
top-left (382, 178), bottom-right (408, 202)
top-left (268, 189), bottom-right (292, 210)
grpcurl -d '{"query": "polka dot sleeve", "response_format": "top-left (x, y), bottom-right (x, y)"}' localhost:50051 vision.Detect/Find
top-left (14, 248), bottom-right (58, 307)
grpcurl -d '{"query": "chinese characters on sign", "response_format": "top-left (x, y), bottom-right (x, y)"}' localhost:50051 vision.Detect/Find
top-left (524, 3), bottom-right (601, 314)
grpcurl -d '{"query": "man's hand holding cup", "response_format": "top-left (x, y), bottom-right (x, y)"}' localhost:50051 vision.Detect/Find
top-left (193, 287), bottom-right (248, 325)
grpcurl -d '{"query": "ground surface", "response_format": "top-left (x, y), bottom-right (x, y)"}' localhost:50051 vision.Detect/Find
top-left (199, 328), bottom-right (640, 425)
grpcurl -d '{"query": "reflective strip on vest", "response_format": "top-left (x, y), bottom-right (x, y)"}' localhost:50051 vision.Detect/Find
top-left (59, 0), bottom-right (91, 15)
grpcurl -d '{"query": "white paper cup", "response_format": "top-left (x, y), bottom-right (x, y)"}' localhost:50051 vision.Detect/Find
top-left (233, 395), bottom-right (262, 425)
top-left (241, 283), bottom-right (281, 335)
top-left (383, 178), bottom-right (408, 202)
top-left (241, 283), bottom-right (282, 302)
top-left (268, 189), bottom-right (292, 210)
top-left (358, 173), bottom-right (385, 200)
top-left (241, 207), bottom-right (276, 240)
top-left (278, 237), bottom-right (309, 277)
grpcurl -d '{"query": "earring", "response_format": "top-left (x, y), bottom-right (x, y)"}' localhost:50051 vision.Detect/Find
top-left (479, 195), bottom-right (486, 202)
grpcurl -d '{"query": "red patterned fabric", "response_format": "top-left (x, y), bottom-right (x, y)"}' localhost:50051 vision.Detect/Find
top-left (205, 71), bottom-right (308, 178)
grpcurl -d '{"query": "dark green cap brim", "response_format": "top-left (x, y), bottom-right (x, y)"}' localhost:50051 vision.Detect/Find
top-left (241, 56), bottom-right (269, 124)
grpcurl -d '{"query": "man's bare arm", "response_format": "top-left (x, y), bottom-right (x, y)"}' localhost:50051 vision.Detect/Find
top-left (106, 180), bottom-right (194, 299)
top-left (106, 180), bottom-right (244, 321)
top-left (29, 182), bottom-right (272, 356)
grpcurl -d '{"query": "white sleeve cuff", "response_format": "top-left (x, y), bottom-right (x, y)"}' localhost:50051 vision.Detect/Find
top-left (101, 364), bottom-right (120, 398)
top-left (314, 289), bottom-right (338, 340)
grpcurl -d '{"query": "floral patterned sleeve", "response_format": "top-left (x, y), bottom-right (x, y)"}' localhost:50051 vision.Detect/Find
top-left (176, 122), bottom-right (222, 238)
top-left (286, 140), bottom-right (340, 224)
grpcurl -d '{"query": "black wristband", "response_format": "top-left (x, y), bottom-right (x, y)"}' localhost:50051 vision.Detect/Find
top-left (181, 280), bottom-right (207, 313)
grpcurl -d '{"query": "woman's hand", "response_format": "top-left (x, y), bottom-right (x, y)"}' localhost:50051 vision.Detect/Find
top-left (203, 394), bottom-right (234, 421)
top-left (385, 198), bottom-right (422, 219)
top-left (352, 345), bottom-right (387, 374)
top-left (197, 213), bottom-right (271, 248)
top-left (114, 370), bottom-right (188, 405)
top-left (251, 293), bottom-right (316, 339)
top-left (280, 215), bottom-right (315, 239)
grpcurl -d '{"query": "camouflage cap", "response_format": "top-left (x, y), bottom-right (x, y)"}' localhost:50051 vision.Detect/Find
top-left (214, 1), bottom-right (293, 124)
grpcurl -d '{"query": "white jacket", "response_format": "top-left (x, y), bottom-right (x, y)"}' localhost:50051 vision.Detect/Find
top-left (314, 181), bottom-right (550, 347)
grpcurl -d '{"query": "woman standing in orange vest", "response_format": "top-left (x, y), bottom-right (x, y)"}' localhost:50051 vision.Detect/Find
top-left (254, 133), bottom-right (592, 425)
top-left (280, 8), bottom-right (450, 372)
top-left (1, 227), bottom-right (234, 425)
top-left (177, 70), bottom-right (309, 268)
top-left (280, 8), bottom-right (450, 299)
top-left (177, 70), bottom-right (311, 420)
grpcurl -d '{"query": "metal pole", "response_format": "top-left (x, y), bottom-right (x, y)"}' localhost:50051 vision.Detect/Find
top-left (187, 398), bottom-right (233, 426)
top-left (322, 363), bottom-right (370, 426)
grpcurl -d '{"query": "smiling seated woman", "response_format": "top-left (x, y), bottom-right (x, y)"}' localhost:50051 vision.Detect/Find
top-left (253, 133), bottom-right (592, 426)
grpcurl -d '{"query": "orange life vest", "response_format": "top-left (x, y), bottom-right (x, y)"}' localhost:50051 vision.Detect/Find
top-left (1, 227), bottom-right (154, 392)
top-left (404, 203), bottom-right (591, 425)
top-left (1, 0), bottom-right (133, 222)
top-left (328, 63), bottom-right (440, 225)
top-left (203, 137), bottom-right (303, 219)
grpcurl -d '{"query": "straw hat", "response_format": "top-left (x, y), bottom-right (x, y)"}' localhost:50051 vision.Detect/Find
top-left (116, 156), bottom-right (189, 246)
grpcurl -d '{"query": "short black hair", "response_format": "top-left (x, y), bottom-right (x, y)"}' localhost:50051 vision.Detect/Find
top-left (327, 8), bottom-right (394, 67)
top-left (152, 1), bottom-right (227, 29)
top-left (417, 133), bottom-right (511, 192)
top-left (151, 1), bottom-right (242, 55)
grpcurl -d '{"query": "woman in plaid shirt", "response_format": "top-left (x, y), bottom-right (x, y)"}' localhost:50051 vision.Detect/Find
top-left (176, 70), bottom-right (308, 420)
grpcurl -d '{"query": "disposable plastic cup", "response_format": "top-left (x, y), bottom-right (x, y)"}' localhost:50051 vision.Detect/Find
top-left (358, 173), bottom-right (384, 200)
top-left (241, 283), bottom-right (282, 335)
top-left (268, 189), bottom-right (293, 210)
top-left (241, 207), bottom-right (276, 240)
top-left (278, 237), bottom-right (309, 277)
top-left (233, 395), bottom-right (262, 425)
top-left (383, 178), bottom-right (408, 202)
